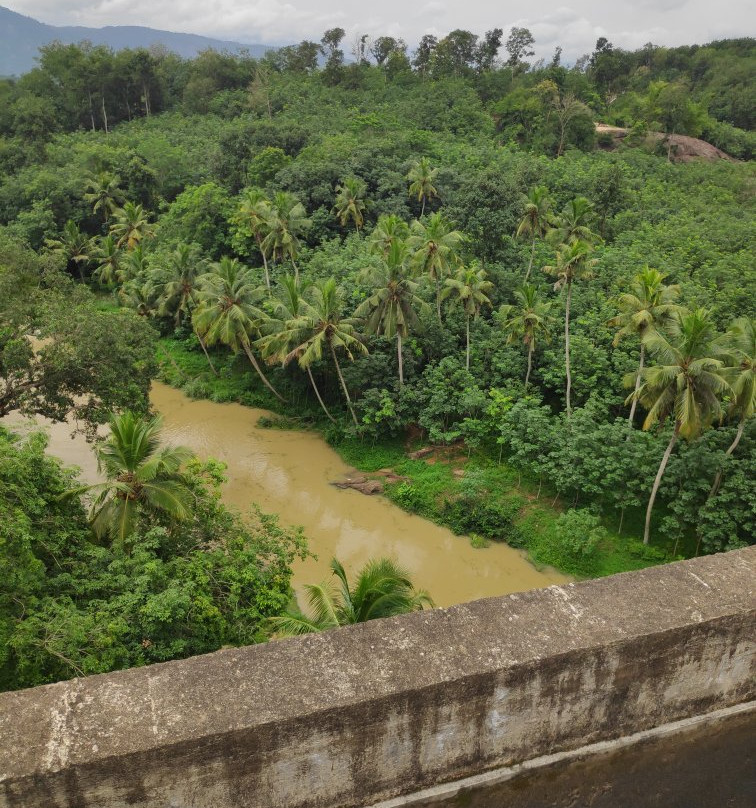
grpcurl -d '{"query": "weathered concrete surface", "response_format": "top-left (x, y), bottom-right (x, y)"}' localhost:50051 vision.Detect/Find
top-left (373, 703), bottom-right (756, 807)
top-left (1, 548), bottom-right (754, 808)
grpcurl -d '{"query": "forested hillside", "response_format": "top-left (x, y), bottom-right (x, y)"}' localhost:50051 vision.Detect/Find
top-left (1, 29), bottom-right (753, 688)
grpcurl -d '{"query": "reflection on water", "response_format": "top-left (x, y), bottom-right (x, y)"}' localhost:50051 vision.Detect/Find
top-left (4, 382), bottom-right (568, 607)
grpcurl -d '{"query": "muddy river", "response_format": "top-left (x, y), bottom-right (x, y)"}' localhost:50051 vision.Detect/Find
top-left (6, 382), bottom-right (567, 606)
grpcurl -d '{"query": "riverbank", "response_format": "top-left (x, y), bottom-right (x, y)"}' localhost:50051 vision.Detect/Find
top-left (156, 336), bottom-right (672, 582)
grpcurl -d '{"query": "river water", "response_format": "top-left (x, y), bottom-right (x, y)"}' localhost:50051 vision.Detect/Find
top-left (5, 382), bottom-right (567, 606)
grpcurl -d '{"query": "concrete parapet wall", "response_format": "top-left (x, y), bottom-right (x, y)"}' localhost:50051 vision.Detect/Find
top-left (1, 548), bottom-right (754, 808)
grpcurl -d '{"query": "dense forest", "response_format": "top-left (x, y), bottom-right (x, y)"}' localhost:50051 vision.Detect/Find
top-left (1, 29), bottom-right (754, 689)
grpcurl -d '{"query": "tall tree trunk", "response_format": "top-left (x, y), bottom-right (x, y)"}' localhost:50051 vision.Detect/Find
top-left (291, 258), bottom-right (299, 286)
top-left (88, 91), bottom-right (96, 131)
top-left (242, 342), bottom-right (286, 402)
top-left (643, 426), bottom-right (679, 545)
top-left (330, 343), bottom-right (358, 427)
top-left (525, 342), bottom-right (533, 390)
top-left (564, 280), bottom-right (573, 418)
top-left (397, 333), bottom-right (404, 386)
top-left (524, 237), bottom-right (535, 282)
top-left (307, 366), bottom-right (336, 423)
top-left (465, 316), bottom-right (471, 371)
top-left (421, 197), bottom-right (425, 217)
top-left (256, 236), bottom-right (270, 292)
top-left (707, 418), bottom-right (746, 500)
top-left (101, 95), bottom-right (109, 134)
top-left (197, 333), bottom-right (218, 376)
top-left (628, 343), bottom-right (645, 426)
top-left (435, 278), bottom-right (442, 322)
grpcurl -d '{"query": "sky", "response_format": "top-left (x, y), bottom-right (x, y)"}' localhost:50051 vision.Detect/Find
top-left (7, 1), bottom-right (756, 60)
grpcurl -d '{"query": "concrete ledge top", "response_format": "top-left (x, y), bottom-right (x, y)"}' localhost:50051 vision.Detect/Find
top-left (1, 548), bottom-right (754, 781)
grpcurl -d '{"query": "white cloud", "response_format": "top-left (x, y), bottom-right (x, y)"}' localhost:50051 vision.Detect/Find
top-left (6, 0), bottom-right (756, 50)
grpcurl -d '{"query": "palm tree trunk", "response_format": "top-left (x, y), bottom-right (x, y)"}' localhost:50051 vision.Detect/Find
top-left (421, 197), bottom-right (425, 217)
top-left (242, 342), bottom-right (286, 402)
top-left (257, 236), bottom-right (271, 292)
top-left (628, 343), bottom-right (645, 426)
top-left (643, 426), bottom-right (679, 545)
top-left (707, 418), bottom-right (745, 500)
top-left (330, 343), bottom-right (359, 427)
top-left (397, 333), bottom-right (404, 386)
top-left (307, 366), bottom-right (336, 423)
top-left (524, 237), bottom-right (535, 282)
top-left (564, 280), bottom-right (572, 418)
top-left (465, 316), bottom-right (471, 371)
top-left (197, 333), bottom-right (218, 376)
top-left (291, 258), bottom-right (299, 286)
top-left (435, 278), bottom-right (442, 322)
top-left (525, 343), bottom-right (533, 390)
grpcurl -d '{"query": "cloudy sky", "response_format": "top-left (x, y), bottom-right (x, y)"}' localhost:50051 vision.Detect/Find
top-left (8, 1), bottom-right (756, 60)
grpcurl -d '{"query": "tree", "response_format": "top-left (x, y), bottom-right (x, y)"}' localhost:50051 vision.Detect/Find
top-left (406, 157), bottom-right (439, 217)
top-left (633, 309), bottom-right (730, 544)
top-left (551, 93), bottom-right (592, 157)
top-left (413, 35), bottom-right (438, 77)
top-left (260, 191), bottom-right (310, 285)
top-left (0, 249), bottom-right (156, 433)
top-left (408, 212), bottom-right (464, 321)
top-left (548, 197), bottom-right (600, 247)
top-left (83, 172), bottom-right (125, 224)
top-left (708, 316), bottom-right (755, 498)
top-left (110, 202), bottom-right (155, 251)
top-left (497, 284), bottom-right (554, 389)
top-left (368, 214), bottom-right (410, 259)
top-left (270, 557), bottom-right (432, 635)
top-left (268, 278), bottom-right (365, 426)
top-left (44, 221), bottom-right (94, 281)
top-left (516, 186), bottom-right (553, 282)
top-left (257, 276), bottom-right (336, 423)
top-left (608, 267), bottom-right (682, 426)
top-left (441, 265), bottom-right (493, 371)
top-left (82, 411), bottom-right (194, 546)
top-left (354, 240), bottom-right (430, 386)
top-left (234, 187), bottom-right (273, 291)
top-left (543, 240), bottom-right (596, 417)
top-left (505, 27), bottom-right (535, 72)
top-left (193, 257), bottom-right (285, 402)
top-left (92, 235), bottom-right (123, 288)
top-left (333, 177), bottom-right (367, 232)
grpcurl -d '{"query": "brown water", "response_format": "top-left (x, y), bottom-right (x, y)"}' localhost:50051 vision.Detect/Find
top-left (4, 382), bottom-right (567, 606)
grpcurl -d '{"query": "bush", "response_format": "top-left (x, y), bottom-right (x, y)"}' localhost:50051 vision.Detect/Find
top-left (440, 495), bottom-right (523, 544)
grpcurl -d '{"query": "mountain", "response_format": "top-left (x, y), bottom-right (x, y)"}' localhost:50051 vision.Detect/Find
top-left (0, 5), bottom-right (275, 76)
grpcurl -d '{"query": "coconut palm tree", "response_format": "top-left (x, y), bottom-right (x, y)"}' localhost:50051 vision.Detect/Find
top-left (269, 277), bottom-right (365, 425)
top-left (497, 284), bottom-right (554, 389)
top-left (441, 264), bottom-right (494, 371)
top-left (193, 257), bottom-right (286, 402)
top-left (368, 214), bottom-right (410, 259)
top-left (632, 309), bottom-right (731, 544)
top-left (92, 234), bottom-right (123, 289)
top-left (406, 157), bottom-right (439, 216)
top-left (354, 240), bottom-right (430, 386)
top-left (608, 267), bottom-right (683, 426)
top-left (261, 191), bottom-right (310, 285)
top-left (236, 188), bottom-right (274, 291)
top-left (543, 239), bottom-right (596, 417)
top-left (82, 411), bottom-right (194, 546)
top-left (256, 276), bottom-right (337, 423)
top-left (153, 244), bottom-right (217, 375)
top-left (408, 212), bottom-right (464, 321)
top-left (548, 197), bottom-right (600, 247)
top-left (333, 177), bottom-right (367, 232)
top-left (110, 202), bottom-right (155, 251)
top-left (516, 185), bottom-right (553, 282)
top-left (119, 277), bottom-right (157, 317)
top-left (270, 557), bottom-right (433, 635)
top-left (83, 172), bottom-right (125, 225)
top-left (45, 221), bottom-right (94, 281)
top-left (708, 316), bottom-right (755, 498)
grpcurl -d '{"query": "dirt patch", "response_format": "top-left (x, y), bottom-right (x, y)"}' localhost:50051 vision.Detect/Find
top-left (595, 123), bottom-right (735, 163)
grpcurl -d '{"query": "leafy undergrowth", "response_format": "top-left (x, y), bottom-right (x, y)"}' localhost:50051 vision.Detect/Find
top-left (333, 439), bottom-right (671, 580)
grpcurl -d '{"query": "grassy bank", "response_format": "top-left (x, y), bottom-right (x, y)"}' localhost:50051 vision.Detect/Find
top-left (155, 336), bottom-right (676, 581)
